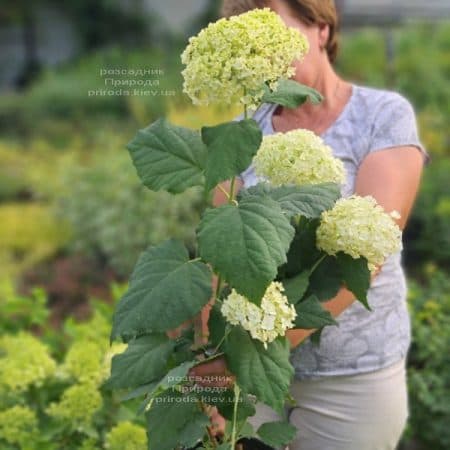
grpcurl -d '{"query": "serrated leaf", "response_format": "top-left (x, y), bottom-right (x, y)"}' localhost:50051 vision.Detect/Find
top-left (257, 421), bottom-right (297, 448)
top-left (127, 118), bottom-right (207, 193)
top-left (202, 119), bottom-right (262, 191)
top-left (111, 239), bottom-right (212, 340)
top-left (106, 334), bottom-right (174, 389)
top-left (261, 79), bottom-right (323, 108)
top-left (282, 271), bottom-right (309, 305)
top-left (225, 326), bottom-right (294, 413)
top-left (197, 195), bottom-right (295, 304)
top-left (294, 295), bottom-right (338, 329)
top-left (239, 182), bottom-right (340, 219)
top-left (307, 255), bottom-right (342, 301)
top-left (336, 252), bottom-right (371, 310)
top-left (238, 421), bottom-right (256, 439)
top-left (146, 389), bottom-right (209, 450)
top-left (136, 361), bottom-right (196, 415)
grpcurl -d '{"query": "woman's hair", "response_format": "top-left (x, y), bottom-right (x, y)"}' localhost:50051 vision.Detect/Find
top-left (221, 0), bottom-right (339, 63)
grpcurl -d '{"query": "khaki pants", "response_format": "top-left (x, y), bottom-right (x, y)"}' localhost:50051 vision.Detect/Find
top-left (248, 358), bottom-right (409, 450)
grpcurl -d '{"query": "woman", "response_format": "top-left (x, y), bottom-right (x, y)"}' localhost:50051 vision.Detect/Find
top-left (191, 1), bottom-right (430, 448)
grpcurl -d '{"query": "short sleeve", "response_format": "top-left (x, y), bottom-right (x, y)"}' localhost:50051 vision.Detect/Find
top-left (369, 94), bottom-right (431, 166)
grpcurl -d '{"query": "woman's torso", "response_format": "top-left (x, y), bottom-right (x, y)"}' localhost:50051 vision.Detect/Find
top-left (239, 84), bottom-right (423, 379)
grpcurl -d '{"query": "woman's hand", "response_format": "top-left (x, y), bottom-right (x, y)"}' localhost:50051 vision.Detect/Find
top-left (189, 355), bottom-right (235, 389)
top-left (189, 356), bottom-right (233, 438)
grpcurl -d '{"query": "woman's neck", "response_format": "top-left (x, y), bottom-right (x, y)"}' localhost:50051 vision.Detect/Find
top-left (272, 64), bottom-right (352, 135)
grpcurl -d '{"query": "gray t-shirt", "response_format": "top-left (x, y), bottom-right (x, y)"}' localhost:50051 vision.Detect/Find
top-left (238, 84), bottom-right (430, 380)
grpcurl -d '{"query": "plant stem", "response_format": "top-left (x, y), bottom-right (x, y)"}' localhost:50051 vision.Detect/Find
top-left (230, 384), bottom-right (241, 448)
top-left (228, 176), bottom-right (236, 204)
top-left (310, 253), bottom-right (327, 275)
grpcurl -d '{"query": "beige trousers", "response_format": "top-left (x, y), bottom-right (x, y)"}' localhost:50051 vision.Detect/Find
top-left (248, 358), bottom-right (409, 450)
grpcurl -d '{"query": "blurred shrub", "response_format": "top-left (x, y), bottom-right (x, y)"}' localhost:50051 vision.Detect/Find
top-left (0, 284), bottom-right (144, 450)
top-left (336, 28), bottom-right (387, 87)
top-left (0, 47), bottom-right (183, 138)
top-left (56, 150), bottom-right (204, 276)
top-left (402, 266), bottom-right (450, 450)
top-left (0, 204), bottom-right (71, 279)
top-left (404, 158), bottom-right (450, 267)
top-left (167, 101), bottom-right (242, 129)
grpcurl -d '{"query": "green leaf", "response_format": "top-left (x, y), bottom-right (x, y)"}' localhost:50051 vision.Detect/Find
top-left (202, 119), bottom-right (262, 192)
top-left (310, 327), bottom-right (324, 346)
top-left (225, 326), bottom-right (294, 413)
top-left (257, 421), bottom-right (297, 448)
top-left (261, 79), bottom-right (323, 108)
top-left (336, 252), bottom-right (372, 311)
top-left (282, 271), bottom-right (309, 305)
top-left (106, 334), bottom-right (175, 389)
top-left (201, 390), bottom-right (256, 422)
top-left (197, 195), bottom-right (295, 304)
top-left (307, 255), bottom-right (341, 301)
top-left (111, 239), bottom-right (212, 340)
top-left (146, 389), bottom-right (209, 450)
top-left (283, 218), bottom-right (322, 277)
top-left (294, 295), bottom-right (338, 329)
top-left (127, 118), bottom-right (207, 194)
top-left (240, 182), bottom-right (340, 219)
top-left (238, 421), bottom-right (256, 439)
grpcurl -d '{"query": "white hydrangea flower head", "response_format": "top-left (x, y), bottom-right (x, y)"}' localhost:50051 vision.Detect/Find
top-left (181, 8), bottom-right (309, 108)
top-left (0, 406), bottom-right (38, 447)
top-left (221, 281), bottom-right (296, 348)
top-left (105, 421), bottom-right (147, 450)
top-left (253, 129), bottom-right (346, 186)
top-left (316, 195), bottom-right (403, 272)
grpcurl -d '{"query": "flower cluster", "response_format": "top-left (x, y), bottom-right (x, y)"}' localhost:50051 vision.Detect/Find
top-left (181, 8), bottom-right (309, 108)
top-left (105, 421), bottom-right (147, 450)
top-left (0, 332), bottom-right (56, 393)
top-left (253, 129), bottom-right (346, 186)
top-left (61, 340), bottom-right (105, 384)
top-left (221, 282), bottom-right (296, 348)
top-left (0, 406), bottom-right (38, 447)
top-left (316, 195), bottom-right (402, 272)
top-left (46, 382), bottom-right (103, 430)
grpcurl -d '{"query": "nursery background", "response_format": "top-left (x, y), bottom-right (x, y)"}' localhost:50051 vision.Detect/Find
top-left (0, 1), bottom-right (449, 449)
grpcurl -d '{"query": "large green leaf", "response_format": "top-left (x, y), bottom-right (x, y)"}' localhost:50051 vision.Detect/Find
top-left (146, 389), bottom-right (209, 450)
top-left (197, 195), bottom-right (295, 304)
top-left (282, 271), bottom-right (309, 305)
top-left (202, 120), bottom-right (262, 192)
top-left (283, 218), bottom-right (322, 277)
top-left (106, 334), bottom-right (175, 389)
top-left (261, 79), bottom-right (323, 108)
top-left (111, 239), bottom-right (212, 340)
top-left (294, 295), bottom-right (338, 329)
top-left (257, 421), bottom-right (297, 448)
top-left (337, 253), bottom-right (371, 310)
top-left (126, 118), bottom-right (207, 194)
top-left (307, 255), bottom-right (342, 301)
top-left (239, 182), bottom-right (340, 219)
top-left (225, 326), bottom-right (294, 413)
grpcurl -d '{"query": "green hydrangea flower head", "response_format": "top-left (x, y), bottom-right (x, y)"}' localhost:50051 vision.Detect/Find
top-left (253, 128), bottom-right (346, 186)
top-left (0, 405), bottom-right (39, 447)
top-left (46, 381), bottom-right (102, 430)
top-left (61, 340), bottom-right (105, 385)
top-left (316, 195), bottom-right (402, 272)
top-left (105, 421), bottom-right (147, 450)
top-left (181, 8), bottom-right (309, 108)
top-left (0, 332), bottom-right (56, 393)
top-left (221, 281), bottom-right (296, 348)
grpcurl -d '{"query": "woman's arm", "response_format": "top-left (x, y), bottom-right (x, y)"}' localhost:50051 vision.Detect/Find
top-left (286, 145), bottom-right (425, 349)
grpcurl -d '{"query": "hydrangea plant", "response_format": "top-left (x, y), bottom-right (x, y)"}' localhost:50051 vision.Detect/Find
top-left (107, 8), bottom-right (402, 449)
